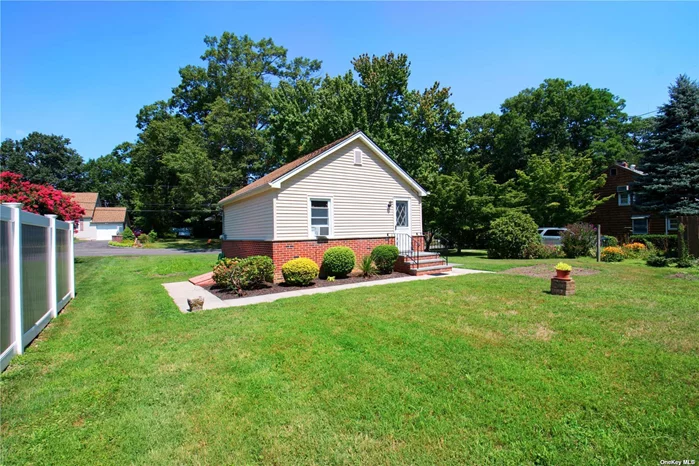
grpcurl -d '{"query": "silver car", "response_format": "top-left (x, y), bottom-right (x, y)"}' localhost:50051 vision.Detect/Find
top-left (538, 227), bottom-right (567, 245)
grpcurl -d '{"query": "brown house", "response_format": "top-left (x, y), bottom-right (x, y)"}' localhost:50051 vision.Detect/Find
top-left (586, 163), bottom-right (678, 240)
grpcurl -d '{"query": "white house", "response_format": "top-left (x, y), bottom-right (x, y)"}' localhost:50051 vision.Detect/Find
top-left (218, 131), bottom-right (451, 279)
top-left (68, 192), bottom-right (128, 241)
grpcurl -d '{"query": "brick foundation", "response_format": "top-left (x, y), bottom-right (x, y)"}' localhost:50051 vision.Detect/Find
top-left (221, 240), bottom-right (273, 259)
top-left (223, 236), bottom-right (409, 281)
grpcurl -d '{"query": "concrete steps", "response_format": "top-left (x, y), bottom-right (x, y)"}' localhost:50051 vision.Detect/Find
top-left (395, 252), bottom-right (452, 276)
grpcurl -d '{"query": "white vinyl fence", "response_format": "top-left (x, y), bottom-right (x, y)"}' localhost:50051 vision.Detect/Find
top-left (1, 203), bottom-right (75, 371)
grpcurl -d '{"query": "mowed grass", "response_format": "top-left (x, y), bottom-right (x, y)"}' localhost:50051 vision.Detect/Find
top-left (1, 254), bottom-right (698, 465)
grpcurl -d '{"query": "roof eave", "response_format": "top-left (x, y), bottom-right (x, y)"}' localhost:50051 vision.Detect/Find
top-left (218, 183), bottom-right (278, 206)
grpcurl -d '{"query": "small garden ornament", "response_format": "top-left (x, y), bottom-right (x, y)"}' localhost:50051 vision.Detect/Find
top-left (187, 297), bottom-right (204, 312)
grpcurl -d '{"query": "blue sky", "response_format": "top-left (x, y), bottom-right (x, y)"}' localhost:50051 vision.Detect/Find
top-left (2, 1), bottom-right (698, 160)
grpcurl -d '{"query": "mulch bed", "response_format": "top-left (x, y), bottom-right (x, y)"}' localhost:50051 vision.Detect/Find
top-left (205, 271), bottom-right (412, 300)
top-left (666, 272), bottom-right (699, 281)
top-left (503, 264), bottom-right (600, 279)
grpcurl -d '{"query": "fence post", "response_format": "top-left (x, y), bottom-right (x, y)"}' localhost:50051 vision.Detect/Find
top-left (67, 221), bottom-right (75, 298)
top-left (4, 203), bottom-right (24, 355)
top-left (46, 214), bottom-right (58, 318)
top-left (597, 224), bottom-right (601, 263)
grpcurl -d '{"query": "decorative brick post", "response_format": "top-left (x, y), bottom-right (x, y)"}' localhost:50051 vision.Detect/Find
top-left (551, 278), bottom-right (575, 296)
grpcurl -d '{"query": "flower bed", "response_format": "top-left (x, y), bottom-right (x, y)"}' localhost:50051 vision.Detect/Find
top-left (205, 270), bottom-right (411, 300)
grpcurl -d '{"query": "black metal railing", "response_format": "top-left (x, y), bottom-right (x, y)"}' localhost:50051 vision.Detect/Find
top-left (429, 234), bottom-right (450, 266)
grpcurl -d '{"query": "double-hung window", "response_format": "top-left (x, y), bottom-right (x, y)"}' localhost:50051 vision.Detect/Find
top-left (666, 217), bottom-right (679, 232)
top-left (310, 199), bottom-right (330, 237)
top-left (632, 216), bottom-right (649, 235)
top-left (617, 186), bottom-right (631, 206)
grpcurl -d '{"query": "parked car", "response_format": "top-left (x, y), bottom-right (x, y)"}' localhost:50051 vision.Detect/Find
top-left (538, 227), bottom-right (567, 245)
top-left (171, 227), bottom-right (193, 238)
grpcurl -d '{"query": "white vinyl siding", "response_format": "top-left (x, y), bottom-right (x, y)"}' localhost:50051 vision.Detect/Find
top-left (275, 141), bottom-right (423, 240)
top-left (222, 190), bottom-right (275, 240)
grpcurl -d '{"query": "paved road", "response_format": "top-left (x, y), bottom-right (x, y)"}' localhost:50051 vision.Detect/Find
top-left (75, 241), bottom-right (221, 257)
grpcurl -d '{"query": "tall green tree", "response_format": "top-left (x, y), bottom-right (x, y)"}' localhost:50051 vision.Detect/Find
top-left (0, 132), bottom-right (86, 191)
top-left (515, 151), bottom-right (610, 226)
top-left (636, 75), bottom-right (699, 216)
top-left (84, 143), bottom-right (135, 207)
top-left (423, 164), bottom-right (520, 250)
top-left (474, 79), bottom-right (638, 182)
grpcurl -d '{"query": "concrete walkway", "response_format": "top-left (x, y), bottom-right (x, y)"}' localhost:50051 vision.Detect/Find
top-left (163, 267), bottom-right (492, 312)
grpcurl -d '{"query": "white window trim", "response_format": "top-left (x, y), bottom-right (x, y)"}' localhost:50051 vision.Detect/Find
top-left (308, 197), bottom-right (333, 239)
top-left (394, 198), bottom-right (411, 233)
top-left (618, 192), bottom-right (631, 206)
top-left (631, 216), bottom-right (650, 235)
top-left (666, 216), bottom-right (679, 234)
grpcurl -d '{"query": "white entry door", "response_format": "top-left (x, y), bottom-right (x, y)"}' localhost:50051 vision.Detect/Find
top-left (394, 200), bottom-right (411, 253)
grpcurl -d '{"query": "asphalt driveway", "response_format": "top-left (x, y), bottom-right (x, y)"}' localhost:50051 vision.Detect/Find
top-left (75, 241), bottom-right (221, 257)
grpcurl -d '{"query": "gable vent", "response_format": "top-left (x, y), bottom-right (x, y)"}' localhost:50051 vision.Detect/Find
top-left (354, 149), bottom-right (362, 165)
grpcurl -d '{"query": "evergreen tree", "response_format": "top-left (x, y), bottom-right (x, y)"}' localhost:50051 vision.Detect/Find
top-left (636, 75), bottom-right (699, 215)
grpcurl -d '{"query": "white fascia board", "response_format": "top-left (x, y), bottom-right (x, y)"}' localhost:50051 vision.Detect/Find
top-left (218, 184), bottom-right (279, 206)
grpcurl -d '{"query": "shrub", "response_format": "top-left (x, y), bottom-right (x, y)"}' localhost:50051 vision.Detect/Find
top-left (523, 241), bottom-right (565, 259)
top-left (212, 256), bottom-right (274, 293)
top-left (601, 235), bottom-right (618, 247)
top-left (233, 256), bottom-right (274, 292)
top-left (601, 246), bottom-right (625, 262)
top-left (282, 258), bottom-right (319, 285)
top-left (212, 258), bottom-right (240, 289)
top-left (371, 244), bottom-right (400, 273)
top-left (138, 234), bottom-right (151, 244)
top-left (646, 254), bottom-right (669, 267)
top-left (109, 240), bottom-right (133, 248)
top-left (148, 230), bottom-right (158, 242)
top-left (358, 255), bottom-right (378, 277)
top-left (561, 223), bottom-right (597, 259)
top-left (629, 234), bottom-right (677, 253)
top-left (322, 247), bottom-right (356, 277)
top-left (487, 212), bottom-right (539, 259)
top-left (122, 227), bottom-right (135, 241)
top-left (622, 242), bottom-right (648, 259)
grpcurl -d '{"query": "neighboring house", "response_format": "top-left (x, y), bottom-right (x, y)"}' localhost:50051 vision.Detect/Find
top-left (218, 131), bottom-right (450, 280)
top-left (586, 162), bottom-right (677, 239)
top-left (68, 192), bottom-right (129, 240)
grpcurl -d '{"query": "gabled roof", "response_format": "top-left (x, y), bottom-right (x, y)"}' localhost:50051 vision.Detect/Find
top-left (92, 207), bottom-right (127, 224)
top-left (66, 192), bottom-right (99, 218)
top-left (218, 131), bottom-right (427, 205)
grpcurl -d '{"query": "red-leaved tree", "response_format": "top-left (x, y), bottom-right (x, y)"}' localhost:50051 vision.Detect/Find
top-left (0, 171), bottom-right (85, 222)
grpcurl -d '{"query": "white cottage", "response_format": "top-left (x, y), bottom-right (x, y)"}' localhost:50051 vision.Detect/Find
top-left (69, 192), bottom-right (129, 241)
top-left (218, 131), bottom-right (450, 279)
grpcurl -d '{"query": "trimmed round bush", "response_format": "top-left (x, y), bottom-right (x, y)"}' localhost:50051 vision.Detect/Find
top-left (322, 246), bottom-right (355, 277)
top-left (487, 212), bottom-right (539, 259)
top-left (282, 258), bottom-right (319, 285)
top-left (371, 244), bottom-right (400, 273)
top-left (601, 246), bottom-right (625, 262)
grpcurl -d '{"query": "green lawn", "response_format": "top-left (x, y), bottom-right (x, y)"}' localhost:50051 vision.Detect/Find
top-left (1, 254), bottom-right (697, 464)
